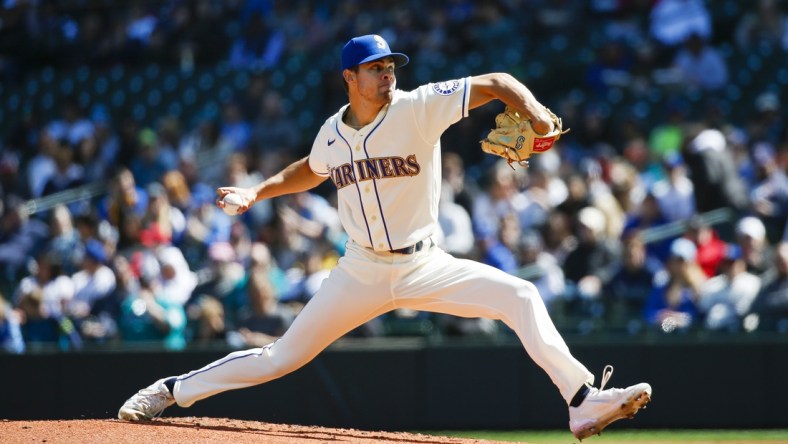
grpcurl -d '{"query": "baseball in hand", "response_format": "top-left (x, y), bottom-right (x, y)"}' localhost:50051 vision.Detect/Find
top-left (221, 193), bottom-right (244, 216)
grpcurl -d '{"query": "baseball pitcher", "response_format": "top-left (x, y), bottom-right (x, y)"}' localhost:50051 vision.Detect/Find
top-left (119, 34), bottom-right (651, 440)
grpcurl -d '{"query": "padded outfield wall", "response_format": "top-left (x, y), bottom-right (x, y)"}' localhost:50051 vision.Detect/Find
top-left (3, 336), bottom-right (787, 429)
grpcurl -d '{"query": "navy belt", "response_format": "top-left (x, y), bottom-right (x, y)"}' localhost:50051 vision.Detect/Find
top-left (389, 239), bottom-right (429, 255)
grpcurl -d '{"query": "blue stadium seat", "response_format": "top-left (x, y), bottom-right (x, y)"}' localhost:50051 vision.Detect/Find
top-left (145, 64), bottom-right (161, 80)
top-left (60, 77), bottom-right (75, 95)
top-left (111, 90), bottom-right (126, 108)
top-left (147, 88), bottom-right (162, 107)
top-left (198, 72), bottom-right (215, 92)
top-left (25, 78), bottom-right (39, 96)
top-left (129, 74), bottom-right (144, 94)
top-left (94, 75), bottom-right (109, 96)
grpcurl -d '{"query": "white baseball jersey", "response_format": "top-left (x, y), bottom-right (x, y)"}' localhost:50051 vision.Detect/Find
top-left (308, 78), bottom-right (471, 251)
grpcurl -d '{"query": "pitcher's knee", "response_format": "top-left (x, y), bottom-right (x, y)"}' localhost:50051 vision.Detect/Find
top-left (515, 281), bottom-right (541, 302)
top-left (264, 344), bottom-right (312, 379)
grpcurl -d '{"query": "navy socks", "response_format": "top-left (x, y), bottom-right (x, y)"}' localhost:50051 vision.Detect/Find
top-left (570, 384), bottom-right (590, 407)
top-left (163, 377), bottom-right (176, 394)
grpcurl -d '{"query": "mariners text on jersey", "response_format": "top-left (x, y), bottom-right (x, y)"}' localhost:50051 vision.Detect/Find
top-left (328, 155), bottom-right (421, 189)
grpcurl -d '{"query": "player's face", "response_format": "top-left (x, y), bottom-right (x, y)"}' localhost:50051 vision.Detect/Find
top-left (354, 57), bottom-right (397, 105)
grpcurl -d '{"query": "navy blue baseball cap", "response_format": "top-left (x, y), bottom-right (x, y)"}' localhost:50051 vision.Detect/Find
top-left (341, 34), bottom-right (409, 71)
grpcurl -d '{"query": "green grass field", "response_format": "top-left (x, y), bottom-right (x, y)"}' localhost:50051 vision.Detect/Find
top-left (431, 429), bottom-right (788, 443)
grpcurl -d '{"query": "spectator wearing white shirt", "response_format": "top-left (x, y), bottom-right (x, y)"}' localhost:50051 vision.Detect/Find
top-left (68, 239), bottom-right (117, 323)
top-left (650, 153), bottom-right (695, 222)
top-left (699, 244), bottom-right (761, 331)
top-left (437, 183), bottom-right (475, 257)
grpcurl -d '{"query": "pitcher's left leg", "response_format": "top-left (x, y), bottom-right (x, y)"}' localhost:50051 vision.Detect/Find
top-left (395, 248), bottom-right (593, 402)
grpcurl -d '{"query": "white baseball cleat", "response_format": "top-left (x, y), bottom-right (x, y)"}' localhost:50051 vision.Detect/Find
top-left (117, 378), bottom-right (176, 421)
top-left (568, 365), bottom-right (652, 441)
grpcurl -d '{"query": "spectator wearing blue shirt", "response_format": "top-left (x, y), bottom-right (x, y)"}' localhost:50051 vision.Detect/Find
top-left (644, 238), bottom-right (706, 332)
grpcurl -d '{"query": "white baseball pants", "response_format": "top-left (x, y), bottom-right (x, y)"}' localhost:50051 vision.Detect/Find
top-left (173, 241), bottom-right (593, 407)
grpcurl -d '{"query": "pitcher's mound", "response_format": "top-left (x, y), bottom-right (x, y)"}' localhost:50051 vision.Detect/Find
top-left (0, 417), bottom-right (522, 443)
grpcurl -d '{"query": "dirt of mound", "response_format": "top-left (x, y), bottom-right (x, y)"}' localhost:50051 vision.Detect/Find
top-left (0, 417), bottom-right (525, 444)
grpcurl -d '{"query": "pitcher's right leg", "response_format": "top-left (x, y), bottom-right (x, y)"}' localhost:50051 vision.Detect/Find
top-left (119, 251), bottom-right (395, 418)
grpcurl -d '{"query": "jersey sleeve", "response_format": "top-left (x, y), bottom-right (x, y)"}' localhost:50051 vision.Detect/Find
top-left (410, 76), bottom-right (471, 144)
top-left (308, 126), bottom-right (331, 177)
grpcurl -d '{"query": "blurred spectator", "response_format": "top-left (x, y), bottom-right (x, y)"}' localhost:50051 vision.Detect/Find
top-left (14, 251), bottom-right (75, 324)
top-left (436, 182), bottom-right (474, 257)
top-left (624, 192), bottom-right (671, 261)
top-left (46, 99), bottom-right (95, 147)
top-left (15, 286), bottom-right (81, 349)
top-left (160, 169), bottom-right (193, 214)
top-left (228, 12), bottom-right (284, 70)
top-left (156, 245), bottom-right (197, 307)
top-left (90, 105), bottom-right (121, 174)
top-left (178, 118), bottom-right (235, 188)
top-left (0, 199), bottom-right (50, 295)
top-left (682, 127), bottom-right (749, 215)
top-left (74, 133), bottom-right (110, 184)
top-left (532, 0), bottom-right (580, 34)
top-left (736, 216), bottom-right (774, 277)
top-left (644, 237), bottom-right (706, 332)
top-left (557, 173), bottom-right (592, 222)
top-left (648, 100), bottom-right (688, 160)
top-left (748, 92), bottom-right (784, 148)
top-left (98, 168), bottom-right (149, 241)
top-left (563, 206), bottom-right (618, 300)
top-left (129, 128), bottom-right (177, 188)
top-left (188, 294), bottom-right (226, 343)
top-left (481, 212), bottom-right (520, 275)
top-left (685, 217), bottom-right (727, 278)
top-left (734, 0), bottom-right (788, 51)
top-left (219, 102), bottom-right (252, 152)
top-left (604, 230), bottom-right (662, 328)
top-left (46, 204), bottom-right (82, 275)
top-left (41, 141), bottom-right (85, 197)
top-left (517, 230), bottom-right (566, 314)
top-left (140, 182), bottom-right (186, 247)
top-left (746, 242), bottom-right (788, 332)
top-left (224, 152), bottom-right (273, 227)
top-left (229, 242), bottom-right (295, 348)
top-left (671, 33), bottom-right (728, 91)
top-left (650, 153), bottom-right (695, 222)
top-left (178, 183), bottom-right (233, 267)
top-left (190, 241), bottom-right (246, 329)
top-left (698, 244), bottom-right (761, 331)
top-left (0, 295), bottom-right (24, 353)
top-left (119, 250), bottom-right (187, 350)
top-left (649, 0), bottom-right (711, 48)
top-left (585, 38), bottom-right (635, 96)
top-left (26, 130), bottom-right (58, 198)
top-left (441, 151), bottom-right (477, 217)
top-left (541, 211), bottom-right (576, 265)
top-left (250, 90), bottom-right (302, 154)
top-left (281, 191), bottom-right (343, 248)
top-left (528, 151), bottom-right (569, 211)
top-left (67, 239), bottom-right (117, 333)
top-left (749, 142), bottom-right (788, 243)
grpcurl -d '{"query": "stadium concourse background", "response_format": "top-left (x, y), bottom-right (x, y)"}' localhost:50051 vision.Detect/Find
top-left (1, 0), bottom-right (788, 433)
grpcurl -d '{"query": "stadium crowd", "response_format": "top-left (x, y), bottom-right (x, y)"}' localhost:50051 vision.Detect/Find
top-left (0, 0), bottom-right (786, 353)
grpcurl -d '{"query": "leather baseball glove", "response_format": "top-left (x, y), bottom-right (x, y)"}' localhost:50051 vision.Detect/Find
top-left (480, 106), bottom-right (569, 168)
